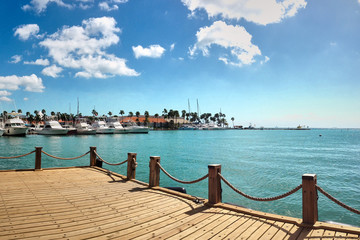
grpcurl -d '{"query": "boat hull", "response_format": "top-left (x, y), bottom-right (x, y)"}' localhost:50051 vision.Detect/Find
top-left (38, 129), bottom-right (69, 135)
top-left (77, 129), bottom-right (97, 135)
top-left (3, 127), bottom-right (28, 136)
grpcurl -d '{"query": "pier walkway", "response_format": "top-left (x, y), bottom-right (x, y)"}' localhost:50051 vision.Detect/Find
top-left (1, 167), bottom-right (359, 239)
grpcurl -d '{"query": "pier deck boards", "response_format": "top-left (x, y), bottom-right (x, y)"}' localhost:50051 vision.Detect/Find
top-left (0, 167), bottom-right (359, 239)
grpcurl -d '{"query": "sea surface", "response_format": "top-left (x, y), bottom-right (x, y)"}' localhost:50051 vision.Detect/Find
top-left (1, 129), bottom-right (359, 226)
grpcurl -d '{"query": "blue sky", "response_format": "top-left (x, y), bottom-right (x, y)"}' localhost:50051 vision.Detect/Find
top-left (0, 0), bottom-right (360, 128)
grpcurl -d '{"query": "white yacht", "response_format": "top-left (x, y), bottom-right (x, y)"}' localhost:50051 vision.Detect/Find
top-left (3, 117), bottom-right (28, 136)
top-left (122, 121), bottom-right (149, 134)
top-left (75, 122), bottom-right (96, 135)
top-left (107, 120), bottom-right (125, 134)
top-left (92, 120), bottom-right (114, 134)
top-left (0, 127), bottom-right (4, 136)
top-left (38, 120), bottom-right (68, 135)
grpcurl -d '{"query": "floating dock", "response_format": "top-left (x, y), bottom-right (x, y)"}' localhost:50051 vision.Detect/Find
top-left (1, 167), bottom-right (359, 239)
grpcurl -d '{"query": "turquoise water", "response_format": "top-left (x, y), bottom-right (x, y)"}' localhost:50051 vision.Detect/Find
top-left (1, 129), bottom-right (359, 226)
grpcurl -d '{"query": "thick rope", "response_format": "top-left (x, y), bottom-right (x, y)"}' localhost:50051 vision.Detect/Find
top-left (94, 150), bottom-right (128, 166)
top-left (157, 162), bottom-right (209, 184)
top-left (0, 150), bottom-right (36, 159)
top-left (41, 150), bottom-right (90, 160)
top-left (219, 173), bottom-right (302, 202)
top-left (316, 185), bottom-right (360, 215)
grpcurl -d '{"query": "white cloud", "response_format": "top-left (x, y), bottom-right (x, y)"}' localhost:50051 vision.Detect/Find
top-left (99, 2), bottom-right (118, 11)
top-left (24, 97), bottom-right (29, 101)
top-left (42, 65), bottom-right (63, 77)
top-left (0, 90), bottom-right (11, 96)
top-left (170, 43), bottom-right (175, 51)
top-left (39, 17), bottom-right (139, 78)
top-left (14, 24), bottom-right (41, 41)
top-left (0, 97), bottom-right (12, 102)
top-left (260, 56), bottom-right (270, 64)
top-left (0, 90), bottom-right (12, 102)
top-left (10, 55), bottom-right (22, 64)
top-left (182, 0), bottom-right (307, 25)
top-left (24, 58), bottom-right (50, 66)
top-left (0, 74), bottom-right (45, 92)
top-left (22, 0), bottom-right (73, 14)
top-left (190, 21), bottom-right (261, 66)
top-left (132, 45), bottom-right (166, 59)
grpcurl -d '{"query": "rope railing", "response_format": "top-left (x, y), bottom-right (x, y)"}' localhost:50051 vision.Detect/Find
top-left (316, 185), bottom-right (360, 215)
top-left (218, 172), bottom-right (303, 202)
top-left (41, 150), bottom-right (90, 160)
top-left (0, 150), bottom-right (36, 159)
top-left (93, 150), bottom-right (128, 166)
top-left (157, 162), bottom-right (209, 184)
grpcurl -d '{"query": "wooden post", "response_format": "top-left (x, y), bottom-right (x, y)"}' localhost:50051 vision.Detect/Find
top-left (149, 156), bottom-right (160, 187)
top-left (302, 174), bottom-right (318, 225)
top-left (35, 147), bottom-right (42, 170)
top-left (90, 147), bottom-right (97, 167)
top-left (127, 153), bottom-right (137, 180)
top-left (208, 164), bottom-right (222, 204)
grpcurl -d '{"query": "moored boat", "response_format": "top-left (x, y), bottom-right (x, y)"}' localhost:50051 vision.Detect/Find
top-left (122, 121), bottom-right (149, 134)
top-left (92, 120), bottom-right (114, 134)
top-left (107, 120), bottom-right (125, 134)
top-left (3, 117), bottom-right (28, 136)
top-left (75, 122), bottom-right (96, 135)
top-left (38, 121), bottom-right (68, 135)
top-left (0, 127), bottom-right (4, 136)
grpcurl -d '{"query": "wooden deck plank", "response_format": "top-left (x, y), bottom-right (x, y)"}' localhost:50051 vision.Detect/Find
top-left (0, 167), bottom-right (359, 240)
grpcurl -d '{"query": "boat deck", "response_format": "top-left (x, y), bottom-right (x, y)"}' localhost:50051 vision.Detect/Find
top-left (0, 167), bottom-right (359, 239)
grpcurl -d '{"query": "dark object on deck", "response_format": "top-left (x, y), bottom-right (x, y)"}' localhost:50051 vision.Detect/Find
top-left (165, 187), bottom-right (187, 194)
top-left (95, 158), bottom-right (103, 168)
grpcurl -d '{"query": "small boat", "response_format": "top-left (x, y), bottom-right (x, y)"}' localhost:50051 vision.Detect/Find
top-left (179, 125), bottom-right (197, 130)
top-left (107, 120), bottom-right (125, 134)
top-left (92, 121), bottom-right (114, 134)
top-left (75, 122), bottom-right (96, 135)
top-left (38, 121), bottom-right (68, 135)
top-left (3, 117), bottom-right (28, 136)
top-left (122, 121), bottom-right (149, 134)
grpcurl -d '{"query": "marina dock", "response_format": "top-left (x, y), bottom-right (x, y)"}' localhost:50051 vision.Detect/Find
top-left (1, 148), bottom-right (359, 239)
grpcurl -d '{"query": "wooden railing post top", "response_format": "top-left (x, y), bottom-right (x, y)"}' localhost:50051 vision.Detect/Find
top-left (150, 156), bottom-right (160, 160)
top-left (302, 174), bottom-right (317, 180)
top-left (128, 153), bottom-right (137, 156)
top-left (208, 164), bottom-right (221, 169)
top-left (90, 146), bottom-right (97, 150)
top-left (35, 147), bottom-right (43, 150)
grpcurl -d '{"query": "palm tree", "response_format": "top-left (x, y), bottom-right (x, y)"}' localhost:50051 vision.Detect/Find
top-left (128, 112), bottom-right (133, 118)
top-left (173, 110), bottom-right (179, 126)
top-left (154, 113), bottom-right (159, 128)
top-left (92, 109), bottom-right (98, 117)
top-left (108, 111), bottom-right (113, 118)
top-left (144, 111), bottom-right (149, 126)
top-left (41, 109), bottom-right (46, 121)
top-left (231, 117), bottom-right (235, 128)
top-left (17, 109), bottom-right (22, 114)
top-left (119, 110), bottom-right (124, 121)
top-left (135, 111), bottom-right (140, 125)
top-left (51, 111), bottom-right (55, 119)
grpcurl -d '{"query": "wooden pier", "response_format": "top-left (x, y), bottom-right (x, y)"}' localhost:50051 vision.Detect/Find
top-left (0, 148), bottom-right (359, 239)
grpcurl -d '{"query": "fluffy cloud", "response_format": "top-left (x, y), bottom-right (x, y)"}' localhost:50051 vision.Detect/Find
top-left (24, 58), bottom-right (50, 66)
top-left (0, 97), bottom-right (12, 102)
top-left (0, 91), bottom-right (12, 102)
top-left (9, 55), bottom-right (22, 64)
top-left (170, 43), bottom-right (175, 51)
top-left (132, 45), bottom-right (166, 59)
top-left (22, 0), bottom-right (73, 14)
top-left (14, 24), bottom-right (41, 41)
top-left (42, 65), bottom-right (63, 77)
top-left (40, 17), bottom-right (139, 78)
top-left (190, 21), bottom-right (262, 66)
top-left (99, 2), bottom-right (118, 11)
top-left (182, 0), bottom-right (307, 25)
top-left (0, 74), bottom-right (45, 92)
